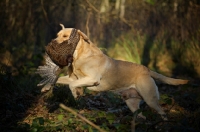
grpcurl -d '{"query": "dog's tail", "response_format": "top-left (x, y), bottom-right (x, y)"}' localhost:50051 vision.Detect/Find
top-left (150, 70), bottom-right (188, 85)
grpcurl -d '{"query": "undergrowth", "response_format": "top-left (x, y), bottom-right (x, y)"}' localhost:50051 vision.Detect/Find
top-left (1, 63), bottom-right (199, 132)
top-left (1, 39), bottom-right (200, 131)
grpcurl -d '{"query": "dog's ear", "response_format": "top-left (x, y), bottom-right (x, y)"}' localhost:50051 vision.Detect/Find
top-left (77, 30), bottom-right (90, 44)
top-left (60, 24), bottom-right (65, 30)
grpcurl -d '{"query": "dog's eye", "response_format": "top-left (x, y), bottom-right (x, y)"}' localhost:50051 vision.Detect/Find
top-left (63, 35), bottom-right (68, 38)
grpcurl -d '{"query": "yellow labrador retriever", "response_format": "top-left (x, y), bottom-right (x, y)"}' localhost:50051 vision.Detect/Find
top-left (38, 24), bottom-right (188, 120)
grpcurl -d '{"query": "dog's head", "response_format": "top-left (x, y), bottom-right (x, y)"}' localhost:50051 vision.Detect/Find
top-left (45, 24), bottom-right (90, 67)
top-left (55, 24), bottom-right (90, 44)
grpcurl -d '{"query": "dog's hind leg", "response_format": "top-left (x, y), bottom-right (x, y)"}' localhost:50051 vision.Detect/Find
top-left (136, 75), bottom-right (167, 120)
top-left (125, 97), bottom-right (145, 119)
top-left (125, 98), bottom-right (143, 132)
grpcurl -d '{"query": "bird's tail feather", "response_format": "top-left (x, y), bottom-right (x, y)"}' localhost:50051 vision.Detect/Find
top-left (36, 54), bottom-right (61, 86)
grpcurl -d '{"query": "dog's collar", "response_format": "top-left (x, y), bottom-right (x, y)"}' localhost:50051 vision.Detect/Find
top-left (45, 28), bottom-right (80, 67)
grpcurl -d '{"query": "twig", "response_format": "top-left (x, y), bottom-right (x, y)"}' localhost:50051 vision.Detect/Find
top-left (168, 100), bottom-right (176, 114)
top-left (131, 112), bottom-right (138, 132)
top-left (84, 0), bottom-right (100, 13)
top-left (120, 17), bottom-right (134, 29)
top-left (40, 0), bottom-right (55, 31)
top-left (86, 12), bottom-right (91, 38)
top-left (59, 103), bottom-right (107, 132)
top-left (41, 0), bottom-right (49, 24)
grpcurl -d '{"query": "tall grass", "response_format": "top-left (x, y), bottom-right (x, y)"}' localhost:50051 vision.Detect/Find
top-left (108, 33), bottom-right (143, 64)
top-left (108, 32), bottom-right (200, 78)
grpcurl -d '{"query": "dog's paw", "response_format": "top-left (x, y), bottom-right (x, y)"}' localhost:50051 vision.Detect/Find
top-left (70, 89), bottom-right (79, 99)
top-left (76, 87), bottom-right (84, 96)
top-left (93, 81), bottom-right (100, 86)
top-left (41, 83), bottom-right (52, 93)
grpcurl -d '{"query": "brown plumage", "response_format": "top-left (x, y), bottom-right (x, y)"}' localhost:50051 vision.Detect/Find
top-left (45, 28), bottom-right (80, 67)
top-left (36, 28), bottom-right (80, 86)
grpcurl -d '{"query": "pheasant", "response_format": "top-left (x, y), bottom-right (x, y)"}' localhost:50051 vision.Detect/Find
top-left (36, 28), bottom-right (80, 87)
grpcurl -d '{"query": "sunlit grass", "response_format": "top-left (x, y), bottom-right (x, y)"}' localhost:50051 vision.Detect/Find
top-left (108, 31), bottom-right (200, 77)
top-left (108, 33), bottom-right (143, 64)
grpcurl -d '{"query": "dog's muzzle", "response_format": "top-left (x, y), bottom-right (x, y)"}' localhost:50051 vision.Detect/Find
top-left (45, 28), bottom-right (80, 67)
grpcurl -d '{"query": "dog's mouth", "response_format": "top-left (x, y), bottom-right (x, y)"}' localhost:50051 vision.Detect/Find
top-left (45, 28), bottom-right (80, 67)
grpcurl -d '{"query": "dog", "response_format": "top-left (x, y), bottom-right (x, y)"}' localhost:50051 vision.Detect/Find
top-left (37, 24), bottom-right (188, 121)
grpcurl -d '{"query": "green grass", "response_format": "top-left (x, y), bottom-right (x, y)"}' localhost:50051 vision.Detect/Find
top-left (108, 31), bottom-right (200, 77)
top-left (108, 33), bottom-right (143, 64)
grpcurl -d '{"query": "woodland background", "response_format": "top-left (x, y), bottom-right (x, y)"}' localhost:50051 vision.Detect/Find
top-left (0, 0), bottom-right (200, 132)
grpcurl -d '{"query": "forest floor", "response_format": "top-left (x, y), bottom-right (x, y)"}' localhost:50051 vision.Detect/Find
top-left (1, 72), bottom-right (200, 132)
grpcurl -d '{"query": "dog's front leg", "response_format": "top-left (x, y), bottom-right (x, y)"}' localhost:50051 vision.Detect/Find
top-left (69, 76), bottom-right (100, 98)
top-left (57, 75), bottom-right (84, 98)
top-left (40, 76), bottom-right (74, 93)
top-left (56, 75), bottom-right (75, 85)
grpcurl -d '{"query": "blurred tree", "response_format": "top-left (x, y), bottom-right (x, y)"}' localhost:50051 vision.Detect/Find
top-left (0, 0), bottom-right (199, 76)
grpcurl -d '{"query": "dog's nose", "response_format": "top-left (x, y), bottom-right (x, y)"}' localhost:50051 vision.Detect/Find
top-left (52, 39), bottom-right (57, 43)
top-left (54, 39), bottom-right (65, 44)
